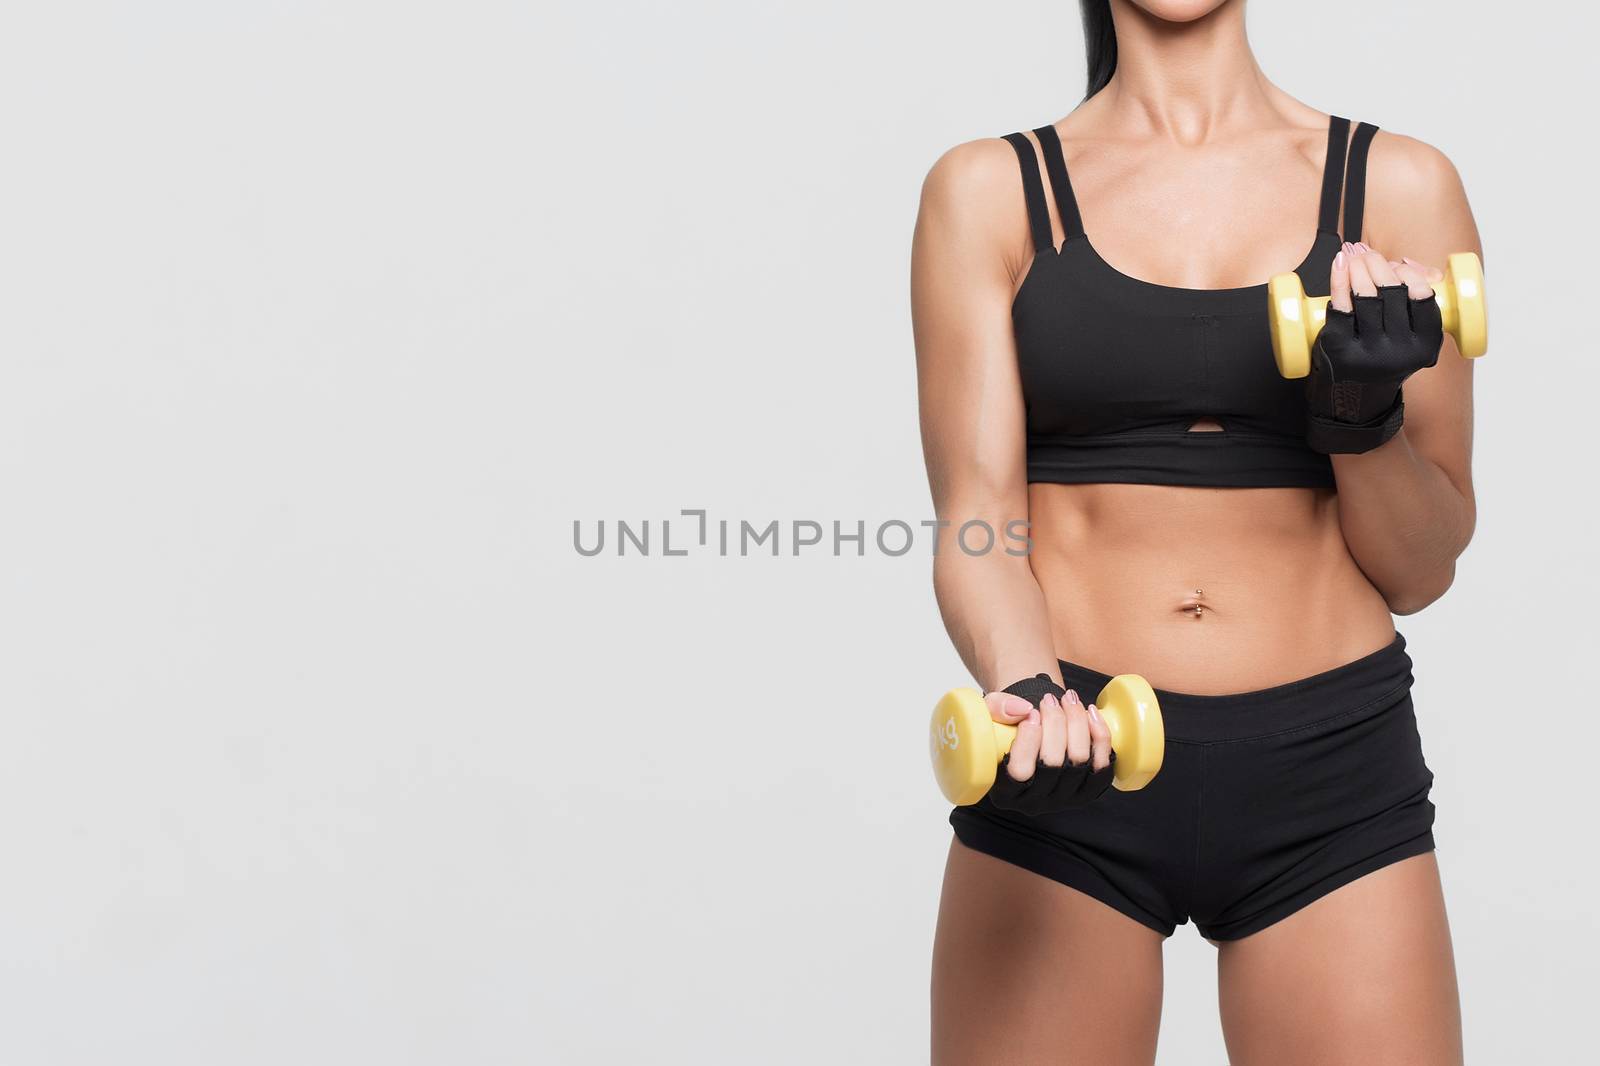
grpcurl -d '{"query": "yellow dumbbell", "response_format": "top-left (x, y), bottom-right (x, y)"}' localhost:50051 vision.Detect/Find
top-left (929, 675), bottom-right (1164, 806)
top-left (1267, 251), bottom-right (1488, 379)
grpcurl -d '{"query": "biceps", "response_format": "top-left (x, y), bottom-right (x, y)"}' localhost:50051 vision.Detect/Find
top-left (912, 240), bottom-right (1029, 521)
top-left (921, 347), bottom-right (1030, 515)
top-left (1378, 150), bottom-right (1481, 495)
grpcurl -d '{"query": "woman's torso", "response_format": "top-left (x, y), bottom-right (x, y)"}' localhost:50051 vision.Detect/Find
top-left (1014, 104), bottom-right (1396, 692)
top-left (1028, 482), bottom-right (1395, 693)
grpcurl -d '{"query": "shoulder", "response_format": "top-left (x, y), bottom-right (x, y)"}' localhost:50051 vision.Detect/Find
top-left (1361, 127), bottom-right (1479, 257)
top-left (918, 135), bottom-right (1030, 232)
top-left (1366, 128), bottom-right (1467, 202)
top-left (915, 134), bottom-right (1036, 265)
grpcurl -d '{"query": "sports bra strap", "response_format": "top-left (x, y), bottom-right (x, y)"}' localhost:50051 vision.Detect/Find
top-left (1317, 116), bottom-right (1352, 234)
top-left (1032, 125), bottom-right (1085, 241)
top-left (1002, 132), bottom-right (1054, 253)
top-left (1342, 121), bottom-right (1379, 243)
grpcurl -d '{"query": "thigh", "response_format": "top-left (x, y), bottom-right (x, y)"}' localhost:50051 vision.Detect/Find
top-left (1216, 854), bottom-right (1462, 1066)
top-left (931, 838), bottom-right (1165, 1066)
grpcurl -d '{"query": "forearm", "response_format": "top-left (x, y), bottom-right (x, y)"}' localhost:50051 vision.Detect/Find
top-left (932, 541), bottom-right (1060, 692)
top-left (1331, 428), bottom-right (1475, 614)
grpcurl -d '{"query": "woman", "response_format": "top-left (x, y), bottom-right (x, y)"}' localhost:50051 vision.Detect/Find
top-left (911, 1), bottom-right (1477, 1062)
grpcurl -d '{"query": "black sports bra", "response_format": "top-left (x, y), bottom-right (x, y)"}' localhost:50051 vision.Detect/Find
top-left (1005, 115), bottom-right (1377, 490)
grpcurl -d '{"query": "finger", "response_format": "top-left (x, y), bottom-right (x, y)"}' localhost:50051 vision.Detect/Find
top-left (1353, 287), bottom-right (1385, 337)
top-left (1379, 282), bottom-right (1411, 334)
top-left (1345, 242), bottom-right (1376, 297)
top-left (1358, 243), bottom-right (1402, 288)
top-left (987, 691), bottom-right (1033, 724)
top-left (1038, 693), bottom-right (1067, 768)
top-left (1086, 703), bottom-right (1112, 771)
top-left (1329, 247), bottom-right (1352, 312)
top-left (1063, 690), bottom-right (1092, 766)
top-left (1005, 708), bottom-right (1041, 782)
top-left (1397, 257), bottom-right (1439, 299)
top-left (1402, 256), bottom-right (1444, 285)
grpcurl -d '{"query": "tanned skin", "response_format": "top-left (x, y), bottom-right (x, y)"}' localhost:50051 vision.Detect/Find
top-left (913, 2), bottom-right (1473, 1062)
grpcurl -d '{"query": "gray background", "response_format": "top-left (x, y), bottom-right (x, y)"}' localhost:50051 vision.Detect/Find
top-left (2, 2), bottom-right (1594, 1062)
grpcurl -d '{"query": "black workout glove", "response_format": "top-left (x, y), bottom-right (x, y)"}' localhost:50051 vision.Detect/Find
top-left (1304, 285), bottom-right (1443, 454)
top-left (984, 673), bottom-right (1115, 816)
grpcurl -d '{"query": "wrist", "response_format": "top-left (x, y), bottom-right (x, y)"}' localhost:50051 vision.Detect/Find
top-left (993, 673), bottom-right (1066, 708)
top-left (1306, 391), bottom-right (1406, 455)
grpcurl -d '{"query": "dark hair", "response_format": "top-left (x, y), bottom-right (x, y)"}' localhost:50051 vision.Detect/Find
top-left (1080, 0), bottom-right (1117, 98)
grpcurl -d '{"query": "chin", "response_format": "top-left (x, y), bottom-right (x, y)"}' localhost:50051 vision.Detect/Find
top-left (1129, 0), bottom-right (1231, 22)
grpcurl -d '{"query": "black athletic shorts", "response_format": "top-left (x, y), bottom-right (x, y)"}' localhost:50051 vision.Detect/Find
top-left (949, 633), bottom-right (1436, 941)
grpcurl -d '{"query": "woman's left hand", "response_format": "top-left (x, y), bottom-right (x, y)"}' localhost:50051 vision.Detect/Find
top-left (1305, 241), bottom-right (1446, 454)
top-left (1331, 241), bottom-right (1442, 311)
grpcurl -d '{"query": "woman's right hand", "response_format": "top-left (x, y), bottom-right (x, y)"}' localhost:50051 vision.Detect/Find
top-left (983, 681), bottom-right (1115, 814)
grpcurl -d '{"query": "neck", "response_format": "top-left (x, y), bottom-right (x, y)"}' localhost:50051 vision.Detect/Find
top-left (1099, 0), bottom-right (1270, 142)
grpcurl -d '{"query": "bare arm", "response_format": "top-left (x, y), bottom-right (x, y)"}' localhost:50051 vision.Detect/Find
top-left (911, 137), bottom-right (1059, 691)
top-left (1329, 133), bottom-right (1481, 615)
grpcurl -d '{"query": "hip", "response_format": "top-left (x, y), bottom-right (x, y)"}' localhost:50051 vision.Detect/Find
top-left (950, 632), bottom-right (1435, 939)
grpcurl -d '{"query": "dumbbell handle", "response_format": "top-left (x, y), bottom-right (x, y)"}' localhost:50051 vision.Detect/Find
top-left (1269, 251), bottom-right (1487, 378)
top-left (1287, 273), bottom-right (1478, 350)
top-left (984, 700), bottom-right (1139, 770)
top-left (929, 675), bottom-right (1164, 805)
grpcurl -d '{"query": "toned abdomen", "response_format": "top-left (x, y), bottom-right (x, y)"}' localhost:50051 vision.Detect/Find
top-left (1026, 482), bottom-right (1396, 694)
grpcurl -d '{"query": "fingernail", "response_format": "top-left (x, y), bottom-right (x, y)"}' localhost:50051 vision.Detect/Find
top-left (1356, 242), bottom-right (1370, 253)
top-left (1088, 704), bottom-right (1103, 723)
top-left (1064, 689), bottom-right (1081, 706)
top-left (1003, 695), bottom-right (1032, 718)
top-left (1333, 250), bottom-right (1345, 269)
top-left (1041, 694), bottom-right (1059, 712)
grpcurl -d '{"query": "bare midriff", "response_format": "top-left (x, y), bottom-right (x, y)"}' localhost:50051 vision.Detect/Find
top-left (1027, 481), bottom-right (1397, 695)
